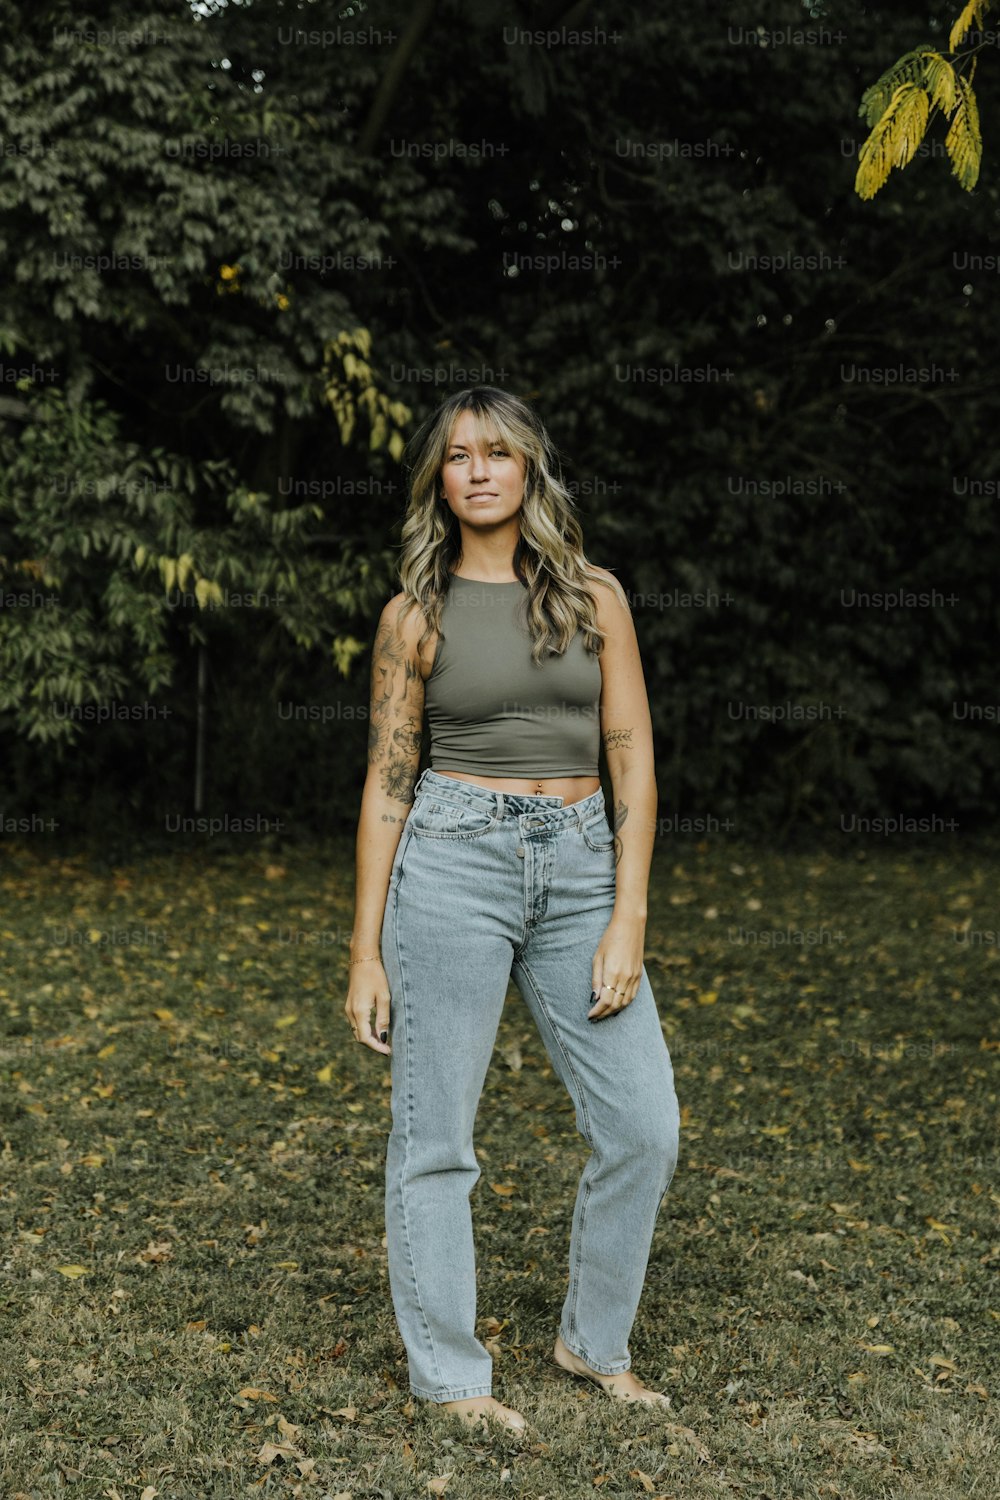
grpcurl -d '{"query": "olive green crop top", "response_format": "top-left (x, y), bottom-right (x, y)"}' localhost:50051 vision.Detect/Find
top-left (424, 575), bottom-right (603, 777)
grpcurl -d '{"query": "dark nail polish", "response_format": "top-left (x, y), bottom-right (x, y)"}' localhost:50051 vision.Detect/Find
top-left (590, 990), bottom-right (599, 1002)
top-left (379, 1030), bottom-right (388, 1043)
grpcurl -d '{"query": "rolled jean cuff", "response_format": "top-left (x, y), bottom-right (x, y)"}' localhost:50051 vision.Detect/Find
top-left (559, 1329), bottom-right (632, 1375)
top-left (412, 1382), bottom-right (494, 1402)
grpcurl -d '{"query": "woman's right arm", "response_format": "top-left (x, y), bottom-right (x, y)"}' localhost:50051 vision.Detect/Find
top-left (344, 592), bottom-right (425, 1054)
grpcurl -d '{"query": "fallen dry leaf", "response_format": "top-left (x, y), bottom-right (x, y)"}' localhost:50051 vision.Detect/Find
top-left (500, 1041), bottom-right (522, 1071)
top-left (137, 1240), bottom-right (173, 1264)
top-left (664, 1422), bottom-right (712, 1462)
top-left (256, 1439), bottom-right (303, 1465)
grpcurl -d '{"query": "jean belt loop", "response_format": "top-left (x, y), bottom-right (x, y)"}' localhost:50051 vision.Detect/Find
top-left (495, 790), bottom-right (505, 821)
top-left (574, 799), bottom-right (586, 831)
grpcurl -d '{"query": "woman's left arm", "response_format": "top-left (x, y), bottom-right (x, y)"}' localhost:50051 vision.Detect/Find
top-left (587, 570), bottom-right (657, 1021)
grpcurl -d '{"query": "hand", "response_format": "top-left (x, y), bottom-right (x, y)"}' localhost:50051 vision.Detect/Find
top-left (345, 959), bottom-right (392, 1054)
top-left (588, 914), bottom-right (646, 1022)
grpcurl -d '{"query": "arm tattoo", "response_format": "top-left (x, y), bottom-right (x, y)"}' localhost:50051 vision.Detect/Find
top-left (613, 797), bottom-right (629, 867)
top-left (367, 716), bottom-right (388, 763)
top-left (604, 727), bottom-right (634, 751)
top-left (382, 756), bottom-right (416, 803)
top-left (392, 716), bottom-right (421, 756)
top-left (367, 620), bottom-right (404, 765)
top-left (367, 613), bottom-right (421, 803)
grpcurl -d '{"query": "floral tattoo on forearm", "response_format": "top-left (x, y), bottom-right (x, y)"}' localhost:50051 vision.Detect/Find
top-left (368, 614), bottom-right (421, 804)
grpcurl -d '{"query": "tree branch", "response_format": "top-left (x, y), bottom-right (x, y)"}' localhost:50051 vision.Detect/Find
top-left (356, 0), bottom-right (438, 157)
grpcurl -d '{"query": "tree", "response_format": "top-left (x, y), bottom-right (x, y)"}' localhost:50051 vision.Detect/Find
top-left (2, 0), bottom-right (998, 839)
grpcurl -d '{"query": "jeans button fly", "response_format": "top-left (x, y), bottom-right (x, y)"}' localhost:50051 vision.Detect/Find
top-left (516, 845), bottom-right (525, 857)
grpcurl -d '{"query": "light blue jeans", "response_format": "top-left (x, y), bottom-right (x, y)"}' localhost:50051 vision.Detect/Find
top-left (380, 767), bottom-right (680, 1402)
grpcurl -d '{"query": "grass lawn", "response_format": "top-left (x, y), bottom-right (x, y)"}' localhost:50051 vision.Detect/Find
top-left (0, 830), bottom-right (996, 1499)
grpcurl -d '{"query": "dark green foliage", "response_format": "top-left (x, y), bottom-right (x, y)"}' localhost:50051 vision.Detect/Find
top-left (1, 0), bottom-right (998, 841)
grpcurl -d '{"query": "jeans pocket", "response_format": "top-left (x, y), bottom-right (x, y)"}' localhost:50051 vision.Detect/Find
top-left (408, 795), bottom-right (498, 840)
top-left (580, 813), bottom-right (615, 853)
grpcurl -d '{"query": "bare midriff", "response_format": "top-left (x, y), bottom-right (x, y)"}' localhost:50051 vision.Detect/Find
top-left (434, 769), bottom-right (601, 807)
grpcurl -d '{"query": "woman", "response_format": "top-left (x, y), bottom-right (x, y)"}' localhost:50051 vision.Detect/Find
top-left (345, 386), bottom-right (680, 1435)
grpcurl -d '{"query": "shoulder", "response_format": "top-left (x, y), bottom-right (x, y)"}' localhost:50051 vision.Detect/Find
top-left (580, 566), bottom-right (640, 665)
top-left (379, 590), bottom-right (432, 635)
top-left (377, 590), bottom-right (437, 672)
top-left (580, 565), bottom-right (632, 622)
top-left (373, 591), bottom-right (416, 651)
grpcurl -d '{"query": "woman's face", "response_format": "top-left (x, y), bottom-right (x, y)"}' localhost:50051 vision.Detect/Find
top-left (438, 410), bottom-right (526, 531)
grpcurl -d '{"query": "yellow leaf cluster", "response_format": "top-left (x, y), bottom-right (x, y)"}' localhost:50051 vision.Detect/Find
top-left (855, 36), bottom-right (984, 199)
top-left (945, 75), bottom-right (982, 191)
top-left (950, 0), bottom-right (991, 52)
top-left (332, 633), bottom-right (366, 676)
top-left (144, 550), bottom-right (223, 606)
top-left (323, 328), bottom-right (411, 462)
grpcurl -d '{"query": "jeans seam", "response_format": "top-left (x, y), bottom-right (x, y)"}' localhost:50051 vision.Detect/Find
top-left (392, 874), bottom-right (445, 1394)
top-left (409, 825), bottom-right (498, 841)
top-left (392, 822), bottom-right (414, 889)
top-left (411, 1382), bottom-right (494, 1401)
top-left (513, 953), bottom-right (595, 1348)
top-left (515, 838), bottom-right (530, 951)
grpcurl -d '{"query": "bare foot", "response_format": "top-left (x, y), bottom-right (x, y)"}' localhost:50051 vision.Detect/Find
top-left (437, 1395), bottom-right (527, 1433)
top-left (553, 1333), bottom-right (671, 1408)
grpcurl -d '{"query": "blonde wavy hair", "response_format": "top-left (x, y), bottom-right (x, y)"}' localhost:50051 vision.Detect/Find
top-left (395, 386), bottom-right (628, 665)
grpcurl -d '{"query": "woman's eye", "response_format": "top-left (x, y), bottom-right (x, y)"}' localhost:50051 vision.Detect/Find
top-left (446, 448), bottom-right (508, 460)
